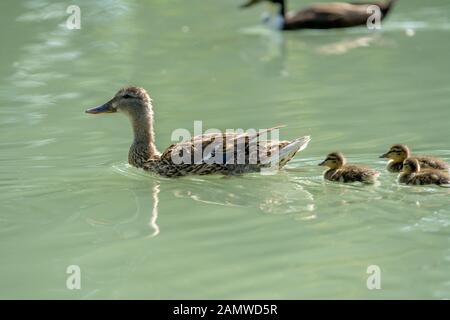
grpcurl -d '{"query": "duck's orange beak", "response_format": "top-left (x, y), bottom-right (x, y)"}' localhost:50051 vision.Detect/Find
top-left (85, 100), bottom-right (116, 114)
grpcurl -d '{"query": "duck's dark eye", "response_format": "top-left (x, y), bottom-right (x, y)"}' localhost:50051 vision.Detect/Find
top-left (122, 94), bottom-right (133, 99)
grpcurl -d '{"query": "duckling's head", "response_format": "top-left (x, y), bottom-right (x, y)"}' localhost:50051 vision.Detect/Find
top-left (85, 86), bottom-right (152, 118)
top-left (319, 152), bottom-right (346, 169)
top-left (402, 158), bottom-right (420, 174)
top-left (380, 144), bottom-right (410, 162)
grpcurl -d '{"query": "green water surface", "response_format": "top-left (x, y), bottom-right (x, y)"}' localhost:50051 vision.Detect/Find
top-left (0, 0), bottom-right (449, 299)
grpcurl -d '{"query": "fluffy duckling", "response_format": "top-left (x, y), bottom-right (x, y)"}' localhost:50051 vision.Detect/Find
top-left (380, 144), bottom-right (449, 173)
top-left (399, 158), bottom-right (450, 186)
top-left (319, 152), bottom-right (380, 184)
top-left (85, 86), bottom-right (311, 178)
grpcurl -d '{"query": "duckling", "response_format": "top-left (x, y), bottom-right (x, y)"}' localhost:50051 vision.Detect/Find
top-left (399, 158), bottom-right (450, 186)
top-left (240, 0), bottom-right (396, 31)
top-left (85, 86), bottom-right (311, 178)
top-left (380, 144), bottom-right (449, 173)
top-left (319, 152), bottom-right (380, 184)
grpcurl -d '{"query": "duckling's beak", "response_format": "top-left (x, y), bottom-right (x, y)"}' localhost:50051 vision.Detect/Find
top-left (379, 152), bottom-right (389, 159)
top-left (318, 160), bottom-right (326, 166)
top-left (240, 0), bottom-right (261, 8)
top-left (85, 100), bottom-right (116, 114)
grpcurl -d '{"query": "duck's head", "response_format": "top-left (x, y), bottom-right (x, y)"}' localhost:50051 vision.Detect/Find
top-left (402, 158), bottom-right (420, 174)
top-left (379, 144), bottom-right (410, 162)
top-left (240, 0), bottom-right (285, 29)
top-left (319, 152), bottom-right (346, 169)
top-left (85, 86), bottom-right (152, 118)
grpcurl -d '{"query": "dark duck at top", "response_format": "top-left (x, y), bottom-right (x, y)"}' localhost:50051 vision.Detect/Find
top-left (240, 0), bottom-right (397, 31)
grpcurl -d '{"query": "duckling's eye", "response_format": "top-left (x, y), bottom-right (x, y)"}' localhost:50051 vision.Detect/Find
top-left (122, 94), bottom-right (134, 99)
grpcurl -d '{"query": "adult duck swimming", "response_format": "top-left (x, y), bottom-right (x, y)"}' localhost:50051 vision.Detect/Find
top-left (86, 87), bottom-right (311, 177)
top-left (240, 0), bottom-right (397, 31)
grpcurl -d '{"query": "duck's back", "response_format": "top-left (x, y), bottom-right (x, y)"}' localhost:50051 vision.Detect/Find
top-left (407, 170), bottom-right (450, 186)
top-left (325, 165), bottom-right (379, 183)
top-left (285, 2), bottom-right (390, 30)
top-left (415, 156), bottom-right (449, 171)
top-left (143, 131), bottom-right (309, 177)
top-left (398, 172), bottom-right (414, 184)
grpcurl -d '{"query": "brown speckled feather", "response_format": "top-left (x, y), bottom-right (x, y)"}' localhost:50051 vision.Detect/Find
top-left (325, 165), bottom-right (379, 184)
top-left (389, 156), bottom-right (449, 173)
top-left (143, 129), bottom-right (302, 177)
top-left (404, 171), bottom-right (450, 186)
top-left (284, 1), bottom-right (395, 30)
top-left (414, 156), bottom-right (449, 171)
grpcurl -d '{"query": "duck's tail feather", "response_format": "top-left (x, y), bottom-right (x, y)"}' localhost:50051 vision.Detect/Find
top-left (265, 136), bottom-right (311, 167)
top-left (218, 125), bottom-right (286, 164)
top-left (362, 171), bottom-right (380, 184)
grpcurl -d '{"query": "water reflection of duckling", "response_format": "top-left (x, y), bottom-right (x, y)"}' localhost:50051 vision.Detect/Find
top-left (380, 144), bottom-right (449, 173)
top-left (399, 158), bottom-right (450, 186)
top-left (319, 152), bottom-right (380, 184)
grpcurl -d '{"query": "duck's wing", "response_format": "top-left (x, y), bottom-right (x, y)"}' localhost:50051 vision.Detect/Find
top-left (142, 125), bottom-right (310, 177)
top-left (219, 126), bottom-right (289, 164)
top-left (285, 2), bottom-right (389, 30)
top-left (416, 156), bottom-right (449, 171)
top-left (349, 0), bottom-right (397, 14)
top-left (411, 171), bottom-right (450, 185)
top-left (347, 1), bottom-right (387, 6)
top-left (159, 126), bottom-right (285, 164)
top-left (341, 165), bottom-right (379, 183)
top-left (398, 172), bottom-right (414, 184)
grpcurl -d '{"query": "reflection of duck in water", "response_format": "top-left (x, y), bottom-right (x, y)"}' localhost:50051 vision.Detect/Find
top-left (241, 0), bottom-right (397, 30)
top-left (147, 182), bottom-right (160, 237)
top-left (86, 87), bottom-right (311, 177)
top-left (172, 175), bottom-right (315, 215)
top-left (85, 180), bottom-right (161, 239)
top-left (316, 33), bottom-right (383, 55)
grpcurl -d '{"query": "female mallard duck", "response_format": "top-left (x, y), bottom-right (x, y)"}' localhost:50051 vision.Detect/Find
top-left (380, 144), bottom-right (449, 173)
top-left (85, 86), bottom-right (311, 178)
top-left (240, 0), bottom-right (396, 30)
top-left (399, 158), bottom-right (450, 186)
top-left (319, 152), bottom-right (380, 183)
